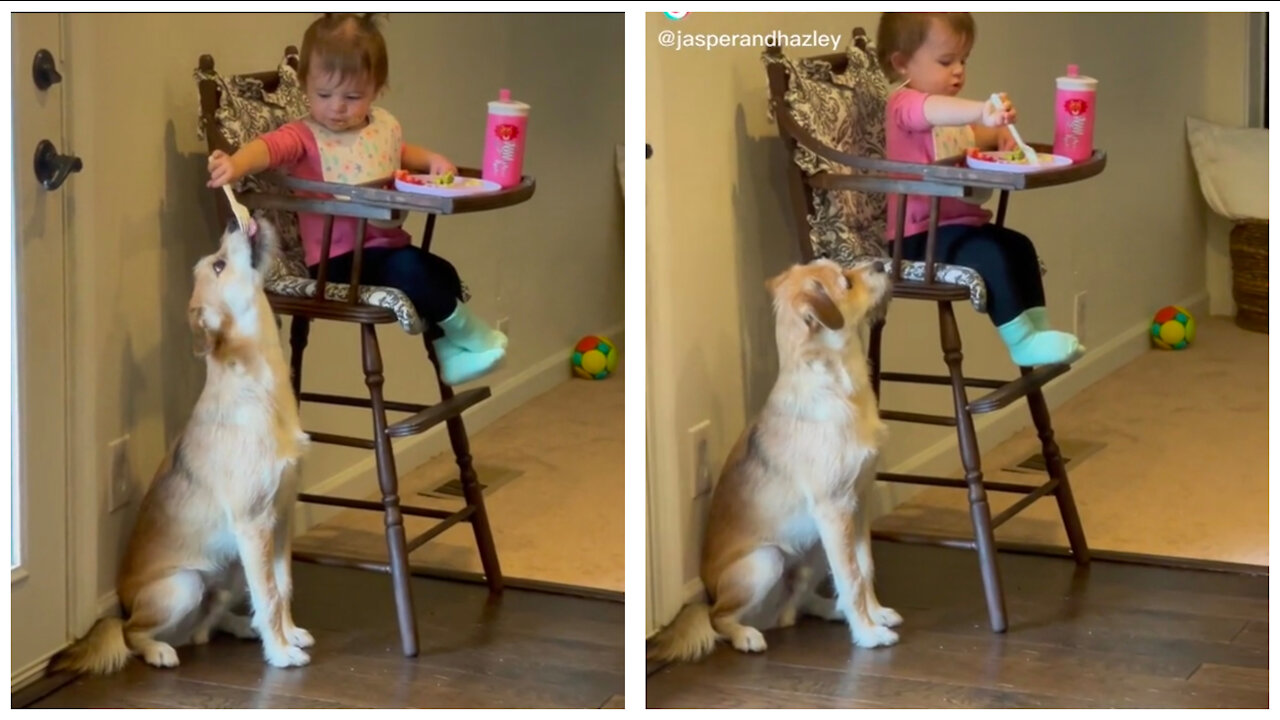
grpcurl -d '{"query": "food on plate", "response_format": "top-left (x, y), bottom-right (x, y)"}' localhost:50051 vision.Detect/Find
top-left (966, 147), bottom-right (1050, 166)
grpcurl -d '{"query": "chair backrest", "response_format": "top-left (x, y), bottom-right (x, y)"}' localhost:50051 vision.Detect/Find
top-left (195, 47), bottom-right (311, 279)
top-left (762, 28), bottom-right (892, 268)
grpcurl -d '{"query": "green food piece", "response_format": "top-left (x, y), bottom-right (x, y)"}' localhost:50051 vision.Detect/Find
top-left (435, 171), bottom-right (456, 186)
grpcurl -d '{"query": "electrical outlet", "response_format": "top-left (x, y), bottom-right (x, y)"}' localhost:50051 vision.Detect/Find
top-left (107, 435), bottom-right (132, 513)
top-left (496, 316), bottom-right (510, 335)
top-left (688, 420), bottom-right (713, 499)
top-left (1073, 291), bottom-right (1087, 346)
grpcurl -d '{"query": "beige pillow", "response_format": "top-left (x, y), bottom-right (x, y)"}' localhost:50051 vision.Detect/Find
top-left (1185, 116), bottom-right (1268, 221)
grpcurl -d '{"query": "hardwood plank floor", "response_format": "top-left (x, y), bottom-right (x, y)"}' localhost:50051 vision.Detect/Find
top-left (647, 541), bottom-right (1268, 709)
top-left (25, 562), bottom-right (624, 709)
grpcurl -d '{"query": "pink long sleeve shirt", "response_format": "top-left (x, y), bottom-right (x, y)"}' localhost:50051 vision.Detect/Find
top-left (258, 106), bottom-right (412, 268)
top-left (884, 87), bottom-right (992, 241)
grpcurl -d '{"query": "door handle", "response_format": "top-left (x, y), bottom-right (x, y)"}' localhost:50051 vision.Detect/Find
top-left (33, 139), bottom-right (83, 191)
top-left (32, 49), bottom-right (62, 90)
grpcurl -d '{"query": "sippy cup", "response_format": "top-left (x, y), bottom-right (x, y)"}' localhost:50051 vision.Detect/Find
top-left (482, 89), bottom-right (530, 188)
top-left (1053, 64), bottom-right (1097, 162)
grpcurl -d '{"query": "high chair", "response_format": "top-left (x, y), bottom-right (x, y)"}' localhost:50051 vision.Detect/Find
top-left (195, 47), bottom-right (536, 656)
top-left (763, 30), bottom-right (1104, 632)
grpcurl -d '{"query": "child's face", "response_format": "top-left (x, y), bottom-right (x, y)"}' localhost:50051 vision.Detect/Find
top-left (894, 19), bottom-right (972, 96)
top-left (306, 68), bottom-right (378, 133)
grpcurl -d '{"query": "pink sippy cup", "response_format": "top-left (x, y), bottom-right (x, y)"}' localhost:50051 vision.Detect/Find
top-left (1053, 64), bottom-right (1098, 163)
top-left (482, 88), bottom-right (530, 189)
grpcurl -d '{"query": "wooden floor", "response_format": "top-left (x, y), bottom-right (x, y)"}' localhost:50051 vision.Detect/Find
top-left (24, 562), bottom-right (624, 709)
top-left (647, 542), bottom-right (1268, 709)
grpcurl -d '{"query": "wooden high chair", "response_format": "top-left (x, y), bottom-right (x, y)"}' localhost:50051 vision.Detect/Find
top-left (195, 47), bottom-right (536, 656)
top-left (763, 30), bottom-right (1105, 632)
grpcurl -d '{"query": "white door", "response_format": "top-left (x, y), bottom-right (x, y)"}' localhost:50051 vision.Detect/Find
top-left (11, 12), bottom-right (74, 689)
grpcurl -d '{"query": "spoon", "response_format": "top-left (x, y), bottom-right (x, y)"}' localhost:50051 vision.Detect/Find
top-left (990, 93), bottom-right (1039, 165)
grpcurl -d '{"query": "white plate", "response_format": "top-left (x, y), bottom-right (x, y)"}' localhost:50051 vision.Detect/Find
top-left (964, 150), bottom-right (1072, 174)
top-left (393, 173), bottom-right (502, 197)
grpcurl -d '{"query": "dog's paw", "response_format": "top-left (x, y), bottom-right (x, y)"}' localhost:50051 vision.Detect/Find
top-left (286, 625), bottom-right (315, 649)
top-left (264, 643), bottom-right (311, 668)
top-left (802, 596), bottom-right (846, 622)
top-left (731, 627), bottom-right (768, 654)
top-left (218, 613), bottom-right (259, 640)
top-left (142, 642), bottom-right (180, 668)
top-left (872, 605), bottom-right (903, 628)
top-left (192, 628), bottom-right (212, 646)
top-left (777, 605), bottom-right (798, 629)
top-left (851, 624), bottom-right (899, 649)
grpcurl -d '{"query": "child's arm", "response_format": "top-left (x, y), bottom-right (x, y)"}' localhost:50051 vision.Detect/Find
top-left (923, 93), bottom-right (1014, 129)
top-left (207, 123), bottom-right (309, 188)
top-left (402, 143), bottom-right (457, 175)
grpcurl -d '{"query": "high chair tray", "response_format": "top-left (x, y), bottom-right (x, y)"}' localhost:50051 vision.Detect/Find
top-left (933, 145), bottom-right (1107, 191)
top-left (253, 167), bottom-right (536, 216)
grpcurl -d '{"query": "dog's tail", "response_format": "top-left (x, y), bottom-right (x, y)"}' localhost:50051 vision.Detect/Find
top-left (49, 617), bottom-right (133, 676)
top-left (646, 602), bottom-right (720, 664)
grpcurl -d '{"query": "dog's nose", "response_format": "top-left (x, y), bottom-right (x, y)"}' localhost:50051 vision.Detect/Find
top-left (871, 261), bottom-right (885, 274)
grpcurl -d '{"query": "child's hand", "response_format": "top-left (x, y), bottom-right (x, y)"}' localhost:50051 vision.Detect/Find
top-left (981, 93), bottom-right (1017, 128)
top-left (428, 152), bottom-right (457, 177)
top-left (207, 150), bottom-right (237, 188)
top-left (997, 128), bottom-right (1019, 152)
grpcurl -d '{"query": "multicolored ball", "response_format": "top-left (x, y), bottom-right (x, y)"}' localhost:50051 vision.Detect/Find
top-left (572, 335), bottom-right (619, 380)
top-left (1150, 305), bottom-right (1195, 350)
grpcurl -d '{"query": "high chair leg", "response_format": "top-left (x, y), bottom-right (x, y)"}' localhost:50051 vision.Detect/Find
top-left (938, 301), bottom-right (1008, 633)
top-left (362, 323), bottom-right (420, 657)
top-left (1022, 370), bottom-right (1091, 565)
top-left (869, 318), bottom-right (885, 401)
top-left (425, 338), bottom-right (504, 594)
top-left (288, 316), bottom-right (310, 400)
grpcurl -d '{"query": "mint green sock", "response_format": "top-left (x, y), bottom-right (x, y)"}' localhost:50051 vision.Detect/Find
top-left (433, 337), bottom-right (506, 386)
top-left (997, 310), bottom-right (1084, 367)
top-left (1025, 306), bottom-right (1049, 331)
top-left (439, 302), bottom-right (508, 353)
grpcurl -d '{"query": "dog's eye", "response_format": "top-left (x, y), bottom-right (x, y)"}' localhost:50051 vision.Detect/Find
top-left (213, 259), bottom-right (226, 275)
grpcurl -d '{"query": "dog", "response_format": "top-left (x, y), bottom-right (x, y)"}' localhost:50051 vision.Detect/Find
top-left (647, 257), bottom-right (898, 664)
top-left (52, 216), bottom-right (313, 675)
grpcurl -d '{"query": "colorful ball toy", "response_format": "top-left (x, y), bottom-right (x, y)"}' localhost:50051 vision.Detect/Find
top-left (1150, 305), bottom-right (1195, 350)
top-left (572, 335), bottom-right (619, 380)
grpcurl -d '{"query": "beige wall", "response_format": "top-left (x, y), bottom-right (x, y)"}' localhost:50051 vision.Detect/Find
top-left (60, 12), bottom-right (623, 611)
top-left (646, 11), bottom-right (1251, 620)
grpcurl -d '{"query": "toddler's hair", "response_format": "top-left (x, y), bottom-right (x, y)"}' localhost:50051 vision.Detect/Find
top-left (875, 12), bottom-right (975, 80)
top-left (299, 13), bottom-right (389, 91)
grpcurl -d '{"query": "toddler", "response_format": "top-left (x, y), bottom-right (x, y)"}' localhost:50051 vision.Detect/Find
top-left (876, 12), bottom-right (1084, 367)
top-left (208, 13), bottom-right (507, 386)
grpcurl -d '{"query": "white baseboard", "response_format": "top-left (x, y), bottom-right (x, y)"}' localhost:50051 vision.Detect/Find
top-left (869, 291), bottom-right (1209, 516)
top-left (12, 652), bottom-right (59, 694)
top-left (293, 325), bottom-right (625, 534)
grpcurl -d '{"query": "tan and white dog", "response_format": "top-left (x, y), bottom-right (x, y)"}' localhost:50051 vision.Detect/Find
top-left (53, 217), bottom-right (313, 675)
top-left (648, 257), bottom-right (898, 664)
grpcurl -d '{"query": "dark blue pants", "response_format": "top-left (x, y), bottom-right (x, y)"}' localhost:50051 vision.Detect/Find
top-left (309, 245), bottom-right (463, 335)
top-left (894, 223), bottom-right (1045, 326)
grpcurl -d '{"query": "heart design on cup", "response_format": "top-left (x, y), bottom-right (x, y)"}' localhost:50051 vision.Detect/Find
top-left (495, 124), bottom-right (520, 141)
top-left (1065, 98), bottom-right (1088, 116)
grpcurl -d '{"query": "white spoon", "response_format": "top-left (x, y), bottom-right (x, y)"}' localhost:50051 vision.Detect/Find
top-left (990, 93), bottom-right (1039, 165)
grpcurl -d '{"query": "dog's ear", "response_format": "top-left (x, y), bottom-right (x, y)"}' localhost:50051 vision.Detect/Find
top-left (802, 283), bottom-right (844, 332)
top-left (189, 307), bottom-right (213, 357)
top-left (764, 269), bottom-right (786, 296)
